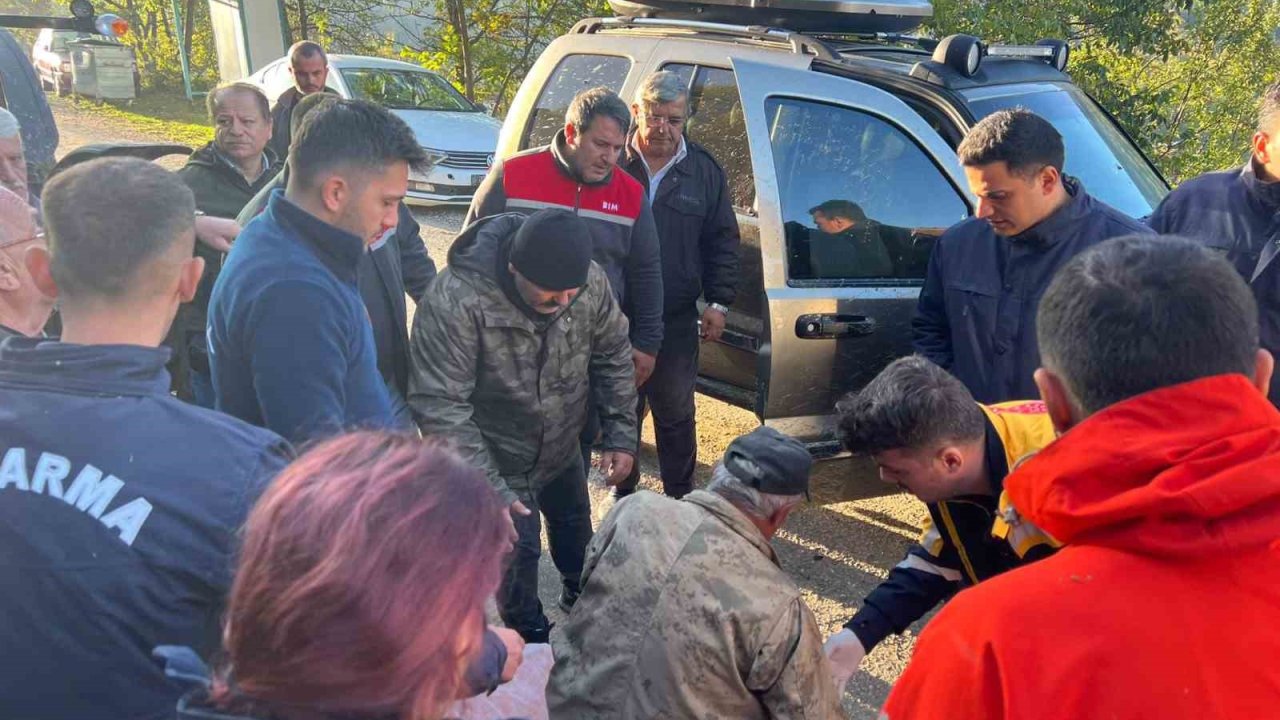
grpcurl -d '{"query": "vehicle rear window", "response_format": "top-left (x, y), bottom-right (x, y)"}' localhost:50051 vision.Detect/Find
top-left (964, 82), bottom-right (1167, 219)
top-left (663, 63), bottom-right (756, 212)
top-left (522, 54), bottom-right (631, 149)
top-left (340, 68), bottom-right (475, 111)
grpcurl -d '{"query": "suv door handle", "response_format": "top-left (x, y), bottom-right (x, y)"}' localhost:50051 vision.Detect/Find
top-left (795, 314), bottom-right (877, 339)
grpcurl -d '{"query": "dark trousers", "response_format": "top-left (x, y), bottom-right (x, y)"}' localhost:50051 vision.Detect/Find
top-left (498, 453), bottom-right (592, 641)
top-left (615, 316), bottom-right (699, 499)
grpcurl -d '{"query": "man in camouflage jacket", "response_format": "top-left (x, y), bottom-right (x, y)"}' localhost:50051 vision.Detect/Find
top-left (409, 209), bottom-right (638, 643)
top-left (547, 427), bottom-right (842, 719)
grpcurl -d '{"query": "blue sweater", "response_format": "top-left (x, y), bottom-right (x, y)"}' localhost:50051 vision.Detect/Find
top-left (208, 189), bottom-right (395, 443)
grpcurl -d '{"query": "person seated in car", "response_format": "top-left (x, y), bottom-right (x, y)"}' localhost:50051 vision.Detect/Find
top-left (807, 199), bottom-right (896, 278)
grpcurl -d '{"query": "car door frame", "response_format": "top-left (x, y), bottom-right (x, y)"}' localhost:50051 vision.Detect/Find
top-left (731, 56), bottom-right (975, 450)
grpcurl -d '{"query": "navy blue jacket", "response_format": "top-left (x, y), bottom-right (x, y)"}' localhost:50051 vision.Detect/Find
top-left (912, 180), bottom-right (1149, 402)
top-left (209, 190), bottom-right (397, 443)
top-left (0, 338), bottom-right (291, 720)
top-left (238, 175), bottom-right (438, 399)
top-left (1149, 162), bottom-right (1280, 405)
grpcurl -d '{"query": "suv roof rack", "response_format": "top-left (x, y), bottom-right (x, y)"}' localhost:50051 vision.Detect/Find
top-left (572, 16), bottom-right (839, 61)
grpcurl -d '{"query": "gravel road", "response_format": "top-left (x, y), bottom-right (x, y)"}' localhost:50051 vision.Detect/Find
top-left (51, 97), bottom-right (932, 718)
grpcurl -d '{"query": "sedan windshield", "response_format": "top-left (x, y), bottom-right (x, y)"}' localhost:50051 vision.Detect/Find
top-left (963, 82), bottom-right (1167, 219)
top-left (340, 67), bottom-right (476, 112)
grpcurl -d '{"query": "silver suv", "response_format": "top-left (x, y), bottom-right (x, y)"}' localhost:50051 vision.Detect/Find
top-left (496, 0), bottom-right (1169, 452)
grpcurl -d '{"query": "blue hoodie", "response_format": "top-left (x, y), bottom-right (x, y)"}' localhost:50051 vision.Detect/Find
top-left (0, 338), bottom-right (291, 720)
top-left (208, 189), bottom-right (396, 443)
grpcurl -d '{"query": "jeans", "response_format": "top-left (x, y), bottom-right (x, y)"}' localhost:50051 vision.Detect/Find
top-left (498, 453), bottom-right (592, 642)
top-left (615, 316), bottom-right (699, 499)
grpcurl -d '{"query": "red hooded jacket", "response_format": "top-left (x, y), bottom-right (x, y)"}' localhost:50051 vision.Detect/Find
top-left (882, 374), bottom-right (1280, 719)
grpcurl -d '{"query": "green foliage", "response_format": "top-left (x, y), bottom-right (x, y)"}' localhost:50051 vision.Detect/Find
top-left (930, 0), bottom-right (1280, 184)
top-left (93, 0), bottom-right (221, 92)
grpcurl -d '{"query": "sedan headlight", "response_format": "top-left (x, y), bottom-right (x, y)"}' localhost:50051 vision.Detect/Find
top-left (419, 147), bottom-right (448, 173)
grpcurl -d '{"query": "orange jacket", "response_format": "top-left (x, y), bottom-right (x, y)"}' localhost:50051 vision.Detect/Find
top-left (882, 374), bottom-right (1280, 720)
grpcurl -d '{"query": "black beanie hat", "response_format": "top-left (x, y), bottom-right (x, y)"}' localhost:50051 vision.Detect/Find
top-left (508, 209), bottom-right (593, 291)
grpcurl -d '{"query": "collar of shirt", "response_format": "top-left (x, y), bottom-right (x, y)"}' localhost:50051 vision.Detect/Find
top-left (631, 134), bottom-right (688, 200)
top-left (267, 189), bottom-right (365, 284)
top-left (1240, 159), bottom-right (1280, 213)
top-left (683, 489), bottom-right (780, 567)
top-left (1010, 175), bottom-right (1090, 248)
top-left (0, 337), bottom-right (171, 397)
top-left (214, 146), bottom-right (271, 184)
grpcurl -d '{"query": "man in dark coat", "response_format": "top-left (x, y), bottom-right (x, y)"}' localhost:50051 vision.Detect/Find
top-left (175, 82), bottom-right (281, 406)
top-left (268, 41), bottom-right (329, 162)
top-left (240, 92), bottom-right (437, 420)
top-left (0, 157), bottom-right (291, 720)
top-left (1148, 80), bottom-right (1280, 405)
top-left (912, 109), bottom-right (1149, 403)
top-left (615, 70), bottom-right (739, 500)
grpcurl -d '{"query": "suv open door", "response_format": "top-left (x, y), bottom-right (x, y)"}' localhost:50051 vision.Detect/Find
top-left (732, 57), bottom-right (973, 452)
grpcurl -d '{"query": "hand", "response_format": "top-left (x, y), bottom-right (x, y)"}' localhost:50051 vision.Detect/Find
top-left (491, 626), bottom-right (526, 683)
top-left (632, 349), bottom-right (656, 387)
top-left (193, 215), bottom-right (240, 254)
top-left (823, 628), bottom-right (867, 694)
top-left (597, 451), bottom-right (634, 486)
top-left (501, 500), bottom-right (531, 550)
top-left (700, 306), bottom-right (726, 343)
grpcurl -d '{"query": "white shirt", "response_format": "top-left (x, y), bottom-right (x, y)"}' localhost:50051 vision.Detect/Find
top-left (633, 135), bottom-right (688, 201)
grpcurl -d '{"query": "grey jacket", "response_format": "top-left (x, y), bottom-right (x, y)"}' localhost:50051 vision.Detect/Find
top-left (408, 213), bottom-right (638, 503)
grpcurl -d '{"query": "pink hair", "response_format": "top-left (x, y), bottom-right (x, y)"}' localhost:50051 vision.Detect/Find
top-left (215, 431), bottom-right (508, 720)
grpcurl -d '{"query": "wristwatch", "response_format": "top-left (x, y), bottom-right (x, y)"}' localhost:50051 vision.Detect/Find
top-left (708, 302), bottom-right (729, 315)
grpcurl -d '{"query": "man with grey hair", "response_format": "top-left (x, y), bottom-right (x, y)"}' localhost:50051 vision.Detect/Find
top-left (0, 108), bottom-right (32, 210)
top-left (1149, 80), bottom-right (1280, 405)
top-left (0, 186), bottom-right (51, 340)
top-left (612, 70), bottom-right (739, 501)
top-left (175, 81), bottom-right (280, 406)
top-left (546, 426), bottom-right (840, 719)
top-left (467, 86), bottom-right (662, 546)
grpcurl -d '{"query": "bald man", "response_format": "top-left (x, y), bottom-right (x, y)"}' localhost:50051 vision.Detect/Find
top-left (0, 186), bottom-right (51, 340)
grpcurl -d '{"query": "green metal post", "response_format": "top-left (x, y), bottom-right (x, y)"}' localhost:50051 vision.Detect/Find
top-left (172, 0), bottom-right (196, 100)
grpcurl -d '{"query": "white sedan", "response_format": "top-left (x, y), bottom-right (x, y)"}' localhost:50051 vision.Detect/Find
top-left (248, 54), bottom-right (502, 206)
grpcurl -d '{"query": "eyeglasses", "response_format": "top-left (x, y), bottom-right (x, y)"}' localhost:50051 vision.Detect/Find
top-left (641, 112), bottom-right (685, 128)
top-left (0, 230), bottom-right (44, 251)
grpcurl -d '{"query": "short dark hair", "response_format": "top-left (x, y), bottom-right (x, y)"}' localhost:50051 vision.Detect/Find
top-left (1037, 235), bottom-right (1259, 415)
top-left (289, 40), bottom-right (326, 67)
top-left (290, 99), bottom-right (428, 189)
top-left (836, 355), bottom-right (985, 456)
top-left (290, 90), bottom-right (339, 138)
top-left (566, 87), bottom-right (631, 136)
top-left (957, 108), bottom-right (1064, 176)
top-left (809, 199), bottom-right (866, 224)
top-left (207, 82), bottom-right (270, 123)
top-left (42, 157), bottom-right (195, 299)
top-left (1259, 80), bottom-right (1280, 133)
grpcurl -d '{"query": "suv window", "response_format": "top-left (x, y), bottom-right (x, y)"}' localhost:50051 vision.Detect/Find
top-left (523, 54), bottom-right (631, 149)
top-left (764, 97), bottom-right (968, 282)
top-left (662, 63), bottom-right (756, 212)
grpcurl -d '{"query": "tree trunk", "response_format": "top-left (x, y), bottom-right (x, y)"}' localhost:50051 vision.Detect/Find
top-left (298, 0), bottom-right (311, 40)
top-left (446, 0), bottom-right (475, 100)
top-left (183, 0), bottom-right (197, 58)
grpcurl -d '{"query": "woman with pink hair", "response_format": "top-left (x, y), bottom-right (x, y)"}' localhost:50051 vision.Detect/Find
top-left (177, 431), bottom-right (518, 720)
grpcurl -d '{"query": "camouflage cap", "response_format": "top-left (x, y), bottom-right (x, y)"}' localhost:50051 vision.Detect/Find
top-left (724, 426), bottom-right (812, 500)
